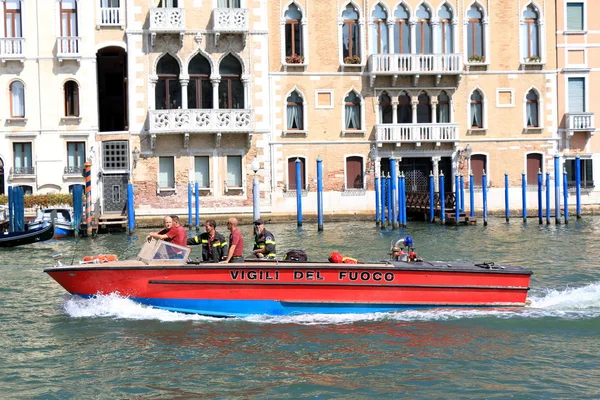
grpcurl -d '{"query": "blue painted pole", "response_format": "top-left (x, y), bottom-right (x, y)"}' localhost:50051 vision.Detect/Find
top-left (72, 184), bottom-right (83, 236)
top-left (563, 168), bottom-right (569, 225)
top-left (482, 171), bottom-right (488, 226)
top-left (8, 186), bottom-right (13, 232)
top-left (127, 182), bottom-right (135, 234)
top-left (386, 174), bottom-right (392, 227)
top-left (429, 172), bottom-right (435, 223)
top-left (575, 155), bottom-right (581, 218)
top-left (380, 173), bottom-right (386, 228)
top-left (400, 173), bottom-right (407, 227)
top-left (187, 183), bottom-right (192, 228)
top-left (504, 172), bottom-right (510, 223)
top-left (390, 157), bottom-right (398, 229)
top-left (454, 173), bottom-right (460, 225)
top-left (252, 173), bottom-right (260, 223)
top-left (397, 176), bottom-right (401, 224)
top-left (440, 172), bottom-right (446, 225)
top-left (554, 154), bottom-right (561, 224)
top-left (375, 176), bottom-right (380, 226)
top-left (194, 182), bottom-right (200, 230)
top-left (469, 172), bottom-right (475, 218)
top-left (521, 172), bottom-right (527, 223)
top-left (16, 187), bottom-right (24, 232)
top-left (537, 170), bottom-right (543, 224)
top-left (317, 158), bottom-right (323, 231)
top-left (295, 158), bottom-right (303, 227)
top-left (459, 174), bottom-right (465, 213)
top-left (545, 172), bottom-right (551, 225)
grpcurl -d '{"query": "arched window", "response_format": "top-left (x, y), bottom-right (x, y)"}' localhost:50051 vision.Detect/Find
top-left (286, 90), bottom-right (303, 130)
top-left (218, 54), bottom-right (243, 109)
top-left (287, 157), bottom-right (306, 190)
top-left (344, 91), bottom-right (361, 130)
top-left (438, 3), bottom-right (453, 53)
top-left (437, 91), bottom-right (450, 123)
top-left (417, 92), bottom-right (431, 123)
top-left (342, 4), bottom-right (360, 61)
top-left (393, 4), bottom-right (410, 54)
top-left (156, 54), bottom-right (181, 110)
top-left (379, 92), bottom-right (392, 124)
top-left (415, 4), bottom-right (432, 54)
top-left (521, 5), bottom-right (539, 61)
top-left (467, 5), bottom-right (484, 60)
top-left (10, 81), bottom-right (24, 118)
top-left (188, 54), bottom-right (212, 109)
top-left (526, 89), bottom-right (539, 127)
top-left (470, 90), bottom-right (483, 128)
top-left (284, 4), bottom-right (303, 59)
top-left (371, 4), bottom-right (388, 54)
top-left (398, 91), bottom-right (412, 123)
top-left (64, 80), bottom-right (79, 116)
top-left (346, 156), bottom-right (364, 189)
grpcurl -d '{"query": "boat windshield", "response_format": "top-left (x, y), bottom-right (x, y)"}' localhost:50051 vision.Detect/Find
top-left (137, 239), bottom-right (191, 263)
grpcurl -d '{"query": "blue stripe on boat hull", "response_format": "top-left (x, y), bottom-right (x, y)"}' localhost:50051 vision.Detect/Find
top-left (76, 295), bottom-right (436, 317)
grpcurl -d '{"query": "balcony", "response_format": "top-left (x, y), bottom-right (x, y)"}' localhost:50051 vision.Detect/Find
top-left (98, 6), bottom-right (123, 28)
top-left (56, 37), bottom-right (81, 63)
top-left (149, 108), bottom-right (254, 148)
top-left (149, 7), bottom-right (185, 46)
top-left (375, 123), bottom-right (459, 147)
top-left (368, 53), bottom-right (463, 87)
top-left (566, 112), bottom-right (595, 136)
top-left (9, 166), bottom-right (35, 179)
top-left (212, 8), bottom-right (249, 46)
top-left (0, 38), bottom-right (25, 64)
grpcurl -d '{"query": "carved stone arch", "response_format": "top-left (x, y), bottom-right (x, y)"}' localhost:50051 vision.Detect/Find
top-left (436, 1), bottom-right (456, 17)
top-left (216, 51), bottom-right (246, 76)
top-left (370, 1), bottom-right (391, 17)
top-left (521, 1), bottom-right (542, 17)
top-left (524, 85), bottom-right (541, 101)
top-left (8, 78), bottom-right (26, 89)
top-left (61, 77), bottom-right (81, 88)
top-left (470, 86), bottom-right (484, 99)
top-left (340, 1), bottom-right (363, 18)
top-left (184, 48), bottom-right (216, 76)
top-left (344, 86), bottom-right (363, 103)
top-left (465, 1), bottom-right (487, 18)
top-left (282, 0), bottom-right (306, 18)
top-left (415, 1), bottom-right (434, 17)
top-left (285, 86), bottom-right (306, 101)
top-left (153, 52), bottom-right (183, 75)
top-left (393, 1), bottom-right (413, 16)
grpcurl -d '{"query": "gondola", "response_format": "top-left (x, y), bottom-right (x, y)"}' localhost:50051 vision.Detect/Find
top-left (0, 223), bottom-right (55, 248)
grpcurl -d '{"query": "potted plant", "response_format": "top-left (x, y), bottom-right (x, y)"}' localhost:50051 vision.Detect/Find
top-left (468, 55), bottom-right (484, 63)
top-left (526, 55), bottom-right (541, 63)
top-left (285, 54), bottom-right (304, 64)
top-left (343, 55), bottom-right (361, 65)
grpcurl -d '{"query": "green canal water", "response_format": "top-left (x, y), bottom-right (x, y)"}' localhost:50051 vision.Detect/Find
top-left (1, 218), bottom-right (599, 398)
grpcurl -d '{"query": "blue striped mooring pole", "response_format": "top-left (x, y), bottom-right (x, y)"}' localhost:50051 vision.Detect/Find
top-left (575, 156), bottom-right (581, 218)
top-left (400, 172), bottom-right (407, 227)
top-left (545, 172), bottom-right (551, 225)
top-left (563, 168), bottom-right (569, 224)
top-left (469, 172), bottom-right (475, 218)
top-left (380, 173), bottom-right (386, 228)
top-left (317, 158), bottom-right (323, 231)
top-left (390, 157), bottom-right (398, 229)
top-left (482, 171), bottom-right (488, 226)
top-left (429, 172), bottom-right (435, 223)
top-left (504, 172), bottom-right (509, 223)
top-left (454, 173), bottom-right (460, 226)
top-left (554, 154), bottom-right (561, 225)
top-left (295, 158), bottom-right (303, 227)
top-left (127, 182), bottom-right (135, 234)
top-left (195, 182), bottom-right (200, 230)
top-left (537, 170), bottom-right (543, 225)
top-left (375, 175), bottom-right (380, 226)
top-left (439, 172), bottom-right (446, 225)
top-left (188, 183), bottom-right (192, 228)
top-left (521, 172), bottom-right (527, 223)
top-left (386, 174), bottom-right (392, 227)
top-left (459, 174), bottom-right (465, 212)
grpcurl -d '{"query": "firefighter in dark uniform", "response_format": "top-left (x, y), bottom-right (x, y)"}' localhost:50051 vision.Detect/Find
top-left (251, 218), bottom-right (276, 259)
top-left (187, 219), bottom-right (228, 262)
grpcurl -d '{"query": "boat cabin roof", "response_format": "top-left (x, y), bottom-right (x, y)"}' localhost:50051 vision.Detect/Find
top-left (137, 239), bottom-right (191, 264)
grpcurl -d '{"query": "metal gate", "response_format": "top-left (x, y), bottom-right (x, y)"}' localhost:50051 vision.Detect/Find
top-left (102, 174), bottom-right (128, 214)
top-left (404, 169), bottom-right (428, 191)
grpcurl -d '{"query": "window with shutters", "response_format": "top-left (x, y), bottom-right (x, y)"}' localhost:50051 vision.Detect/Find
top-left (345, 156), bottom-right (364, 190)
top-left (566, 2), bottom-right (584, 31)
top-left (568, 77), bottom-right (585, 113)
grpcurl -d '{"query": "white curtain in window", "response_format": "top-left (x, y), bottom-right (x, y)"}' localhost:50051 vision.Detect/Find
top-left (194, 156), bottom-right (210, 187)
top-left (227, 156), bottom-right (242, 187)
top-left (345, 105), bottom-right (359, 129)
top-left (287, 105), bottom-right (298, 129)
top-left (471, 103), bottom-right (481, 127)
top-left (527, 102), bottom-right (538, 127)
top-left (159, 157), bottom-right (174, 188)
top-left (438, 104), bottom-right (449, 123)
top-left (11, 82), bottom-right (24, 117)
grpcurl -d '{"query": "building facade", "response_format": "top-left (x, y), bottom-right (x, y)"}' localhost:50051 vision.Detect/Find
top-left (1, 0), bottom-right (598, 219)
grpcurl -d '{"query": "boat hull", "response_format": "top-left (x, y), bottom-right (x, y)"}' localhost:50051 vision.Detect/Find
top-left (45, 261), bottom-right (532, 317)
top-left (0, 223), bottom-right (55, 247)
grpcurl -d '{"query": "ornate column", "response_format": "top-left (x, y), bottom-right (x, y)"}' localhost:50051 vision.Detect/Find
top-left (409, 17), bottom-right (417, 55)
top-left (241, 75), bottom-right (251, 108)
top-left (149, 76), bottom-right (158, 110)
top-left (431, 17), bottom-right (440, 54)
top-left (431, 99), bottom-right (438, 124)
top-left (210, 76), bottom-right (220, 109)
top-left (386, 20), bottom-right (395, 54)
top-left (392, 100), bottom-right (399, 124)
top-left (411, 98), bottom-right (418, 124)
top-left (180, 76), bottom-right (189, 109)
top-left (483, 17), bottom-right (490, 63)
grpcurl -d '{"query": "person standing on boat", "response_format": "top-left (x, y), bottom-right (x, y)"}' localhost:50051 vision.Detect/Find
top-left (221, 217), bottom-right (244, 263)
top-left (146, 215), bottom-right (186, 247)
top-left (250, 218), bottom-right (276, 259)
top-left (187, 219), bottom-right (228, 262)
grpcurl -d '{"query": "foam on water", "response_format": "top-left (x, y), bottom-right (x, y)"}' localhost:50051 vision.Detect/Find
top-left (61, 281), bottom-right (600, 324)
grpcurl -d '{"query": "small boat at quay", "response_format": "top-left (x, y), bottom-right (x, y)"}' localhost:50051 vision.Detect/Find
top-left (0, 222), bottom-right (54, 248)
top-left (27, 208), bottom-right (75, 238)
top-left (44, 237), bottom-right (533, 317)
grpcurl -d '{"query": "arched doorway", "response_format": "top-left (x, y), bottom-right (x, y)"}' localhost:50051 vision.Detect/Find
top-left (97, 46), bottom-right (128, 132)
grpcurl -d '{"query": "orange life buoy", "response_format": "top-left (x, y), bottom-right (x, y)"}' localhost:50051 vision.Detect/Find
top-left (82, 254), bottom-right (118, 263)
top-left (329, 252), bottom-right (358, 264)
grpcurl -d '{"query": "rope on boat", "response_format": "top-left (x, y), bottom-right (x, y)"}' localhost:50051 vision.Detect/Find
top-left (475, 262), bottom-right (505, 270)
